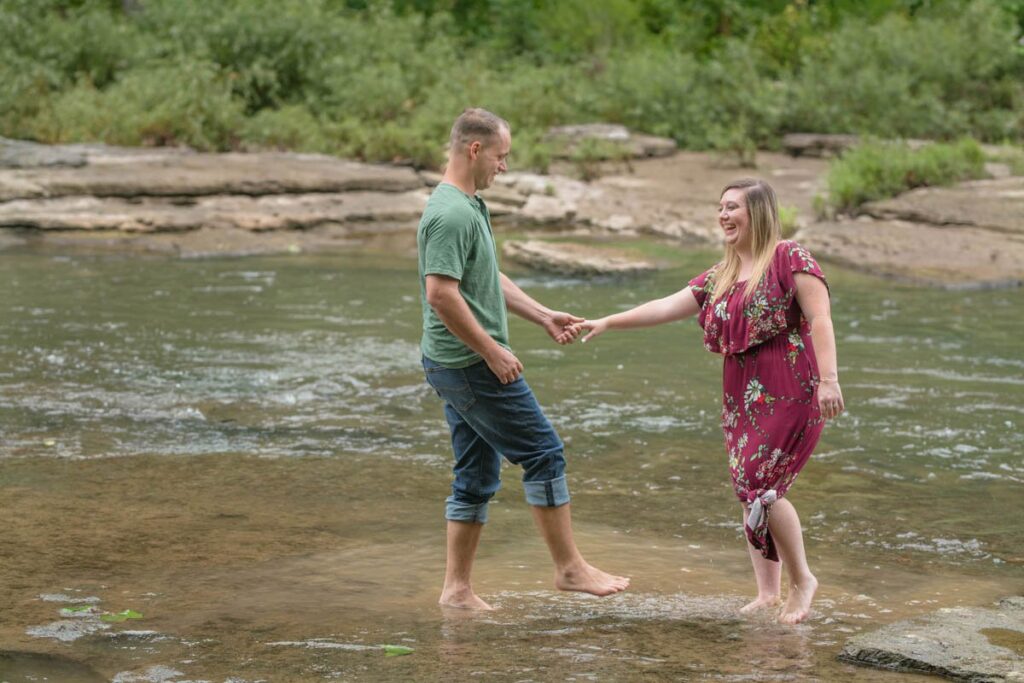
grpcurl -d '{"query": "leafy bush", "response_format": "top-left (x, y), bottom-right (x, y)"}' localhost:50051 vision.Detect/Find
top-left (825, 138), bottom-right (988, 213)
top-left (778, 205), bottom-right (800, 238)
top-left (33, 61), bottom-right (245, 149)
top-left (783, 4), bottom-right (1023, 141)
top-left (0, 0), bottom-right (1020, 169)
top-left (238, 105), bottom-right (330, 153)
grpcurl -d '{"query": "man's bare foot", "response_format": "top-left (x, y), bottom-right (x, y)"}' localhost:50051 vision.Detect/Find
top-left (740, 594), bottom-right (782, 614)
top-left (778, 574), bottom-right (817, 625)
top-left (439, 586), bottom-right (494, 610)
top-left (554, 561), bottom-right (629, 596)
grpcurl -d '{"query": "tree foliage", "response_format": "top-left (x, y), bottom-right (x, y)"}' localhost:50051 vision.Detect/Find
top-left (0, 0), bottom-right (1020, 167)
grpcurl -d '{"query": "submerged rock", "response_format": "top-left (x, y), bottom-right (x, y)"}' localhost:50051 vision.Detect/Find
top-left (25, 618), bottom-right (110, 642)
top-left (839, 597), bottom-right (1024, 681)
top-left (0, 650), bottom-right (105, 682)
top-left (502, 239), bottom-right (658, 277)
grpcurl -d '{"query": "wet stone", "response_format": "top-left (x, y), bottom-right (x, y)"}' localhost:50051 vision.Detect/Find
top-left (0, 650), bottom-right (106, 683)
top-left (111, 664), bottom-right (185, 682)
top-left (839, 596), bottom-right (1024, 681)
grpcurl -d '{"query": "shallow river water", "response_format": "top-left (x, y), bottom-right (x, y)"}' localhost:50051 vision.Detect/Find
top-left (1, 242), bottom-right (1022, 682)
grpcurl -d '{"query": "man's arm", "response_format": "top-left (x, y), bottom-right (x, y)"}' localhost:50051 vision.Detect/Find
top-left (500, 272), bottom-right (582, 344)
top-left (426, 274), bottom-right (523, 384)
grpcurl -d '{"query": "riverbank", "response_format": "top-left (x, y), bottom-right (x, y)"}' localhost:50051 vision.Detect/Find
top-left (0, 137), bottom-right (1021, 288)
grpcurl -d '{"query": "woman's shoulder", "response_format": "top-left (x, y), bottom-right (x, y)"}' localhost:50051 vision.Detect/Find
top-left (773, 240), bottom-right (818, 263)
top-left (774, 239), bottom-right (807, 254)
top-left (773, 240), bottom-right (825, 281)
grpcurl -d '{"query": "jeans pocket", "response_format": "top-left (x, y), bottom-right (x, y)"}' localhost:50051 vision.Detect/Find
top-left (424, 366), bottom-right (476, 412)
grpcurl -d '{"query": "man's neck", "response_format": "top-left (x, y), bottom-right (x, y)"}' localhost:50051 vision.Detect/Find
top-left (441, 162), bottom-right (477, 196)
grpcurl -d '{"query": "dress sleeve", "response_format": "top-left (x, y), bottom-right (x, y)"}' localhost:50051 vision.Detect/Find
top-left (688, 266), bottom-right (717, 309)
top-left (778, 241), bottom-right (827, 293)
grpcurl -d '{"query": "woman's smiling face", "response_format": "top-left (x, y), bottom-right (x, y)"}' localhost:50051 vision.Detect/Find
top-left (718, 188), bottom-right (751, 248)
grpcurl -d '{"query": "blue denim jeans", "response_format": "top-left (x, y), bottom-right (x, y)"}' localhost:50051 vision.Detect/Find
top-left (422, 356), bottom-right (570, 523)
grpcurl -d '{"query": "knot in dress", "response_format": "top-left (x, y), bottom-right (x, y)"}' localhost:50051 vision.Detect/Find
top-left (688, 241), bottom-right (828, 561)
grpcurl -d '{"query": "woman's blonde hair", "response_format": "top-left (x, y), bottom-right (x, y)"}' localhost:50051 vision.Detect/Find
top-left (710, 178), bottom-right (782, 303)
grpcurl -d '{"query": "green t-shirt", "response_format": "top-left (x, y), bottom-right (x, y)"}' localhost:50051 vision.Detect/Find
top-left (418, 183), bottom-right (509, 368)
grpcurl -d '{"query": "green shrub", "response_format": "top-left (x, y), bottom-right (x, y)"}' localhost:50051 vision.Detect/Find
top-left (826, 138), bottom-right (988, 213)
top-left (0, 0), bottom-right (1020, 165)
top-left (783, 3), bottom-right (1023, 141)
top-left (238, 105), bottom-right (330, 153)
top-left (985, 144), bottom-right (1024, 176)
top-left (32, 61), bottom-right (245, 150)
top-left (134, 0), bottom-right (336, 113)
top-left (778, 205), bottom-right (800, 238)
top-left (567, 138), bottom-right (632, 181)
top-left (587, 40), bottom-right (784, 163)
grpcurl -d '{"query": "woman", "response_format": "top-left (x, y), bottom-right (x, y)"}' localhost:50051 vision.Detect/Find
top-left (578, 178), bottom-right (843, 624)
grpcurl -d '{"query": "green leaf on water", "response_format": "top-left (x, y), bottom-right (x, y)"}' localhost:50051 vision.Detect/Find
top-left (100, 609), bottom-right (144, 622)
top-left (64, 606), bottom-right (93, 613)
top-left (381, 644), bottom-right (414, 657)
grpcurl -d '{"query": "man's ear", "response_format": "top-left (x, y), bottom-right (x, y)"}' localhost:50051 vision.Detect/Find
top-left (468, 140), bottom-right (481, 160)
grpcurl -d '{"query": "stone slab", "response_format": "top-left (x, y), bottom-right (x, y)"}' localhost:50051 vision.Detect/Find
top-left (545, 124), bottom-right (678, 159)
top-left (800, 217), bottom-right (1024, 288)
top-left (839, 597), bottom-right (1024, 682)
top-left (502, 239), bottom-right (658, 276)
top-left (0, 190), bottom-right (429, 233)
top-left (0, 137), bottom-right (88, 168)
top-left (0, 152), bottom-right (425, 201)
top-left (863, 177), bottom-right (1024, 235)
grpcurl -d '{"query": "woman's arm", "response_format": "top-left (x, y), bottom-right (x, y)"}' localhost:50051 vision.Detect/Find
top-left (794, 272), bottom-right (844, 419)
top-left (580, 287), bottom-right (700, 343)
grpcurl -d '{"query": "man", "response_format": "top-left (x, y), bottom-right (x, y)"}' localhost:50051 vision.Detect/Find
top-left (418, 108), bottom-right (630, 609)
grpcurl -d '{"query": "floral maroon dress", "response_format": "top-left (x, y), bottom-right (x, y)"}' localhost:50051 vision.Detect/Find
top-left (689, 241), bottom-right (827, 561)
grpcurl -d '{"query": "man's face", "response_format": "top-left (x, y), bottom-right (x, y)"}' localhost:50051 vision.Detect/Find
top-left (471, 128), bottom-right (511, 190)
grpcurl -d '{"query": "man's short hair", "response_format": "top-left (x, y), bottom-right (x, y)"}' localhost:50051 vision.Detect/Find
top-left (449, 108), bottom-right (509, 151)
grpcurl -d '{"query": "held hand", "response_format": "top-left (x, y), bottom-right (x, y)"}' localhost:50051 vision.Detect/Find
top-left (544, 311), bottom-right (585, 345)
top-left (578, 318), bottom-right (609, 344)
top-left (818, 380), bottom-right (845, 420)
top-left (486, 346), bottom-right (524, 384)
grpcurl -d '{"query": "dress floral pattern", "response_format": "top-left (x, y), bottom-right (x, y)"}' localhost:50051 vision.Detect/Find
top-left (689, 241), bottom-right (827, 561)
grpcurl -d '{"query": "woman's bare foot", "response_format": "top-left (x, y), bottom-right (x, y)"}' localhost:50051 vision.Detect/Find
top-left (554, 561), bottom-right (630, 596)
top-left (439, 585), bottom-right (494, 610)
top-left (740, 594), bottom-right (782, 614)
top-left (778, 574), bottom-right (817, 624)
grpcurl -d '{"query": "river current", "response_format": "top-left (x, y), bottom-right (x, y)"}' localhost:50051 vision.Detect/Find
top-left (1, 243), bottom-right (1021, 681)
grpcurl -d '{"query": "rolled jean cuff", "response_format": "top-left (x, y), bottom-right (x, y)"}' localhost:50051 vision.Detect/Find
top-left (523, 475), bottom-right (570, 508)
top-left (445, 497), bottom-right (489, 524)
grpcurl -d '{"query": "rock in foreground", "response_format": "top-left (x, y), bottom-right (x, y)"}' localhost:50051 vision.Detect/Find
top-left (839, 597), bottom-right (1024, 682)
